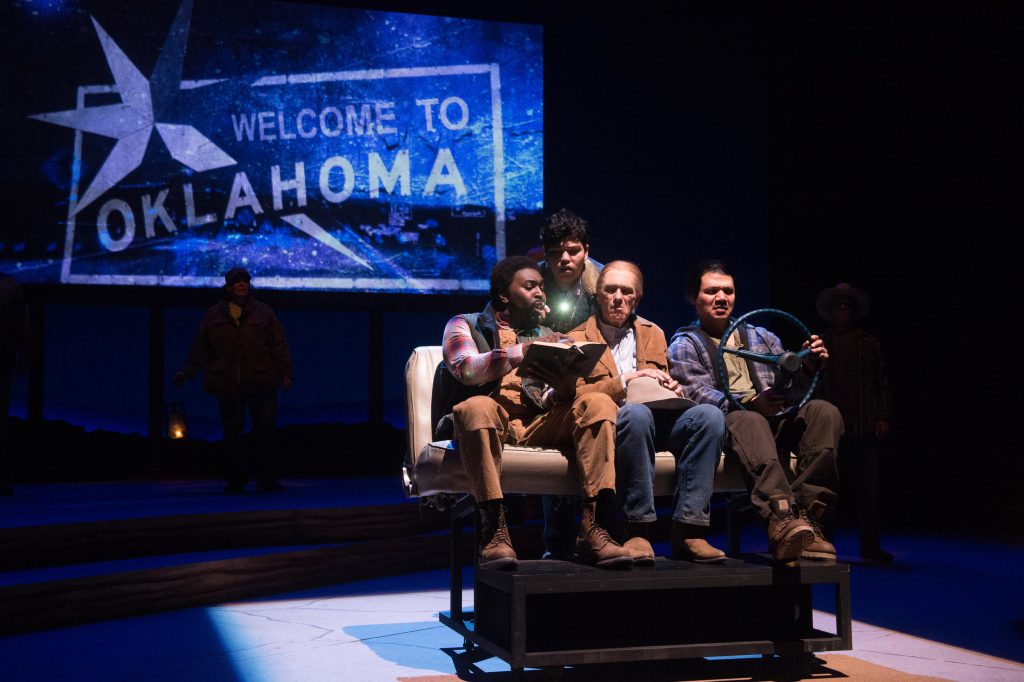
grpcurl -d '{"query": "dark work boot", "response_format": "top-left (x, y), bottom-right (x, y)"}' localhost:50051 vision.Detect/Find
top-left (478, 501), bottom-right (518, 570)
top-left (623, 521), bottom-right (656, 566)
top-left (859, 534), bottom-right (894, 562)
top-left (576, 501), bottom-right (632, 569)
top-left (800, 500), bottom-right (837, 560)
top-left (595, 489), bottom-right (627, 544)
top-left (541, 495), bottom-right (578, 560)
top-left (766, 495), bottom-right (814, 563)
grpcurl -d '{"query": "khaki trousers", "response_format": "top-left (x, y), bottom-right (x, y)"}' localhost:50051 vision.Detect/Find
top-left (453, 392), bottom-right (618, 503)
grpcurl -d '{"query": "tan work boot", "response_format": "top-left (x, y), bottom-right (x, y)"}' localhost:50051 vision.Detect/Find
top-left (670, 521), bottom-right (726, 563)
top-left (477, 501), bottom-right (518, 570)
top-left (623, 521), bottom-right (656, 566)
top-left (766, 495), bottom-right (814, 563)
top-left (576, 502), bottom-right (633, 568)
top-left (800, 500), bottom-right (837, 560)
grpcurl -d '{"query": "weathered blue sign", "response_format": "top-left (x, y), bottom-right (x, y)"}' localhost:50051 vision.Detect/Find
top-left (7, 0), bottom-right (543, 292)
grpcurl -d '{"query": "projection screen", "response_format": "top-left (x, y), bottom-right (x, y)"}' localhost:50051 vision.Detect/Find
top-left (2, 0), bottom-right (543, 293)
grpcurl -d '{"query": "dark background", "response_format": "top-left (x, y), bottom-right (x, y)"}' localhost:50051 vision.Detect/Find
top-left (8, 2), bottom-right (1023, 532)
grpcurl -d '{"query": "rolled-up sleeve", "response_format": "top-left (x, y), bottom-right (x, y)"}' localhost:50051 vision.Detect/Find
top-left (442, 316), bottom-right (524, 386)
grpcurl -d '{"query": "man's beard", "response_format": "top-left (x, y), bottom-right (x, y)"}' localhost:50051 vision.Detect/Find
top-left (512, 300), bottom-right (546, 328)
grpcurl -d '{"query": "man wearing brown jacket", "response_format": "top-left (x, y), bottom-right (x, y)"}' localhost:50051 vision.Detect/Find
top-left (442, 256), bottom-right (632, 570)
top-left (569, 261), bottom-right (726, 563)
top-left (174, 268), bottom-right (293, 494)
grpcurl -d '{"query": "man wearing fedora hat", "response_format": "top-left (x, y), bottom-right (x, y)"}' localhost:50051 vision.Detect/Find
top-left (174, 267), bottom-right (294, 494)
top-left (817, 283), bottom-right (894, 561)
top-left (569, 260), bottom-right (727, 564)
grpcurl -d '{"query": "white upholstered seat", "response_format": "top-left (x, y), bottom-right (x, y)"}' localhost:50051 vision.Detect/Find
top-left (403, 345), bottom-right (752, 499)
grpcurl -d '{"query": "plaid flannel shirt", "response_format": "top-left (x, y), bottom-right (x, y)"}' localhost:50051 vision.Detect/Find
top-left (442, 310), bottom-right (526, 387)
top-left (442, 308), bottom-right (556, 409)
top-left (819, 327), bottom-right (891, 436)
top-left (668, 321), bottom-right (811, 413)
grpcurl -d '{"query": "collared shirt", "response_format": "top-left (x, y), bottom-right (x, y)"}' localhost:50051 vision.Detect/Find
top-left (819, 327), bottom-right (891, 436)
top-left (596, 315), bottom-right (636, 393)
top-left (707, 331), bottom-right (755, 402)
top-left (668, 321), bottom-right (809, 412)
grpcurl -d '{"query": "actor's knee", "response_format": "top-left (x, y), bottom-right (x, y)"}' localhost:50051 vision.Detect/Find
top-left (617, 402), bottom-right (655, 434)
top-left (689, 404), bottom-right (725, 438)
top-left (453, 395), bottom-right (503, 431)
top-left (576, 392), bottom-right (618, 422)
top-left (802, 399), bottom-right (844, 432)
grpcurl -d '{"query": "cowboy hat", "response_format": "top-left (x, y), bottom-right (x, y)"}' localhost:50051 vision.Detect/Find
top-left (625, 376), bottom-right (696, 412)
top-left (816, 282), bottom-right (869, 322)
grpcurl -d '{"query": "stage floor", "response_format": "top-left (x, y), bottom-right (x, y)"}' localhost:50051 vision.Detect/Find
top-left (1, 562), bottom-right (1021, 682)
top-left (0, 476), bottom-right (408, 528)
top-left (1, 479), bottom-right (1022, 680)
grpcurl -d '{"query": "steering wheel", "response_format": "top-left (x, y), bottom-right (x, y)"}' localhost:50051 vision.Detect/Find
top-left (715, 308), bottom-right (821, 411)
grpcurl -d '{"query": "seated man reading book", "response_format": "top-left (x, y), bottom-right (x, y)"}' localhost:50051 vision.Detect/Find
top-left (568, 261), bottom-right (727, 563)
top-left (441, 256), bottom-right (632, 570)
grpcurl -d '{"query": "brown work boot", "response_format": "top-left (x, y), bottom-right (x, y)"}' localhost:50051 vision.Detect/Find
top-left (670, 521), bottom-right (726, 563)
top-left (800, 500), bottom-right (837, 560)
top-left (477, 501), bottom-right (518, 570)
top-left (623, 521), bottom-right (656, 566)
top-left (576, 502), bottom-right (633, 568)
top-left (766, 495), bottom-right (814, 563)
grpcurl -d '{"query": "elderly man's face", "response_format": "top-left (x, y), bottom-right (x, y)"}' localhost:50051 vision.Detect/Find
top-left (598, 267), bottom-right (638, 328)
top-left (545, 239), bottom-right (589, 289)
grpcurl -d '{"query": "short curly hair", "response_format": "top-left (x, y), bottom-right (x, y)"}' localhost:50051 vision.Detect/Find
top-left (490, 256), bottom-right (541, 311)
top-left (539, 207), bottom-right (589, 250)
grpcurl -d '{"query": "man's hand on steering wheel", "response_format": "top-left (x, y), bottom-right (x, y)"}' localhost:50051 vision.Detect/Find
top-left (717, 308), bottom-right (823, 411)
top-left (801, 334), bottom-right (829, 371)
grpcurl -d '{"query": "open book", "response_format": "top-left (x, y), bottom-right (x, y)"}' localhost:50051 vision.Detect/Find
top-left (625, 376), bottom-right (696, 412)
top-left (518, 340), bottom-right (607, 380)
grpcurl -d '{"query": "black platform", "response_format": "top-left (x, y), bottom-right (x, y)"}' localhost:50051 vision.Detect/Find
top-left (442, 556), bottom-right (851, 672)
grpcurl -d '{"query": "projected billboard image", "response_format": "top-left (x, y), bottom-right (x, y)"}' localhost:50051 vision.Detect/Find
top-left (3, 0), bottom-right (543, 292)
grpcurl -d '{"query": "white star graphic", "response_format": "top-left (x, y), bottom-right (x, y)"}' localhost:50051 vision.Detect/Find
top-left (29, 0), bottom-right (235, 216)
top-left (29, 0), bottom-right (373, 271)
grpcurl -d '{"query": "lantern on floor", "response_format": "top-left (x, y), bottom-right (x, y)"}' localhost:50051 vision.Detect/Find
top-left (165, 401), bottom-right (188, 439)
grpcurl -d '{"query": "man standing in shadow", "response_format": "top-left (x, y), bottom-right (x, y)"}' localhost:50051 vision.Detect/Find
top-left (175, 268), bottom-right (293, 494)
top-left (817, 283), bottom-right (894, 561)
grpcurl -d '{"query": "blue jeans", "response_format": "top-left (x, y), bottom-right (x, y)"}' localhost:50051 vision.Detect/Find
top-left (616, 402), bottom-right (724, 527)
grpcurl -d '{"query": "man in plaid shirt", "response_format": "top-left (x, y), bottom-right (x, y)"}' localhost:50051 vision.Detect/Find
top-left (441, 256), bottom-right (631, 570)
top-left (668, 259), bottom-right (843, 562)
